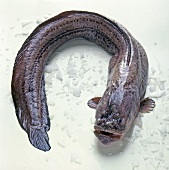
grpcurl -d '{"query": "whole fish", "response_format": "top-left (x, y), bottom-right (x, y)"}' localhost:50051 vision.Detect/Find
top-left (11, 11), bottom-right (155, 151)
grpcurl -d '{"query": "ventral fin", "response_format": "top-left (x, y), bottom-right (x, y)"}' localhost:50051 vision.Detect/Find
top-left (87, 97), bottom-right (101, 109)
top-left (139, 97), bottom-right (155, 113)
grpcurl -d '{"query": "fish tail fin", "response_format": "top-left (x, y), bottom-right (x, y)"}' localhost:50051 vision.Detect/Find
top-left (28, 126), bottom-right (51, 152)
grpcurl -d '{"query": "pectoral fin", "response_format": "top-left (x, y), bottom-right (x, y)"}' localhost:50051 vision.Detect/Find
top-left (139, 97), bottom-right (155, 113)
top-left (87, 97), bottom-right (101, 109)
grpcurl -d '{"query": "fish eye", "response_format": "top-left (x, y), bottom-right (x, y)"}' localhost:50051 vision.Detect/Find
top-left (118, 118), bottom-right (122, 124)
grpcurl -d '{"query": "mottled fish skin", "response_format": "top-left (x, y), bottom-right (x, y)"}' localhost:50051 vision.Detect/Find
top-left (90, 34), bottom-right (155, 145)
top-left (11, 11), bottom-right (155, 151)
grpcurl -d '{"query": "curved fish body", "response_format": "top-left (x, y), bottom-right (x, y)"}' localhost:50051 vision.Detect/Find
top-left (11, 11), bottom-right (155, 151)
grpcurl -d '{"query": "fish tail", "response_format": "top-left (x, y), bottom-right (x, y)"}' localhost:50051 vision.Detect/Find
top-left (28, 126), bottom-right (51, 152)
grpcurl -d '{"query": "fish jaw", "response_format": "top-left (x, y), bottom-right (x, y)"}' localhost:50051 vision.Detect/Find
top-left (94, 128), bottom-right (122, 145)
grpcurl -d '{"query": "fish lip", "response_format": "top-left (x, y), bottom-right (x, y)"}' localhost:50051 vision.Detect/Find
top-left (94, 129), bottom-right (121, 138)
top-left (94, 125), bottom-right (121, 135)
top-left (94, 129), bottom-right (122, 145)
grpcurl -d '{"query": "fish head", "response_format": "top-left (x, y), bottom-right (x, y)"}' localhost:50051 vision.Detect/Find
top-left (94, 89), bottom-right (139, 145)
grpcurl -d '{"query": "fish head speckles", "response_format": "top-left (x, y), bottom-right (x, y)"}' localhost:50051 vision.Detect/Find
top-left (94, 104), bottom-right (126, 145)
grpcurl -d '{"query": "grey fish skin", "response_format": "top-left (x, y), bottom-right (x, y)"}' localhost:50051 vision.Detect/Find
top-left (11, 11), bottom-right (155, 151)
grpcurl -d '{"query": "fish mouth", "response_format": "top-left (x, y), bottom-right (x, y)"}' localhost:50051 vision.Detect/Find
top-left (94, 130), bottom-right (121, 145)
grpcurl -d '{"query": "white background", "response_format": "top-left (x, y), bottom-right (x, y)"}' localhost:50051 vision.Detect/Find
top-left (0, 0), bottom-right (169, 170)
